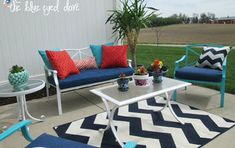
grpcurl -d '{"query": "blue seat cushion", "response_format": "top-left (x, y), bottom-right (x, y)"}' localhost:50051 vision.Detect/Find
top-left (175, 66), bottom-right (222, 82)
top-left (49, 67), bottom-right (134, 89)
top-left (26, 133), bottom-right (96, 148)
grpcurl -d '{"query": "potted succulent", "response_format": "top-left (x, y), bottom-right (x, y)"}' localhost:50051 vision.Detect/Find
top-left (117, 73), bottom-right (129, 92)
top-left (133, 66), bottom-right (149, 86)
top-left (148, 60), bottom-right (168, 83)
top-left (8, 65), bottom-right (29, 89)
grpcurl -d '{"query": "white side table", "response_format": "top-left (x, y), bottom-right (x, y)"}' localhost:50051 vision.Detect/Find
top-left (0, 79), bottom-right (45, 122)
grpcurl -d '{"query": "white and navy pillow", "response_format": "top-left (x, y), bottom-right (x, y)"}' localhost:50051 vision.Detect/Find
top-left (196, 46), bottom-right (231, 70)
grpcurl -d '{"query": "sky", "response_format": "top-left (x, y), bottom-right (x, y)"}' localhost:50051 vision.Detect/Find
top-left (146, 0), bottom-right (235, 18)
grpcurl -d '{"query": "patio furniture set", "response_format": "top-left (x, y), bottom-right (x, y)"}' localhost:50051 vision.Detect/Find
top-left (0, 44), bottom-right (230, 147)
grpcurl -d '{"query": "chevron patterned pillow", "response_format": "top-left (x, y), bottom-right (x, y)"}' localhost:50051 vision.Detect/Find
top-left (196, 46), bottom-right (231, 70)
top-left (73, 57), bottom-right (97, 70)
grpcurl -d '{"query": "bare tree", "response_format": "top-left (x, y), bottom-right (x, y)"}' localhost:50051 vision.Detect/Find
top-left (152, 27), bottom-right (162, 46)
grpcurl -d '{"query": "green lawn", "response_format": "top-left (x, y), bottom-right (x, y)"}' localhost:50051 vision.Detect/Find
top-left (130, 45), bottom-right (235, 94)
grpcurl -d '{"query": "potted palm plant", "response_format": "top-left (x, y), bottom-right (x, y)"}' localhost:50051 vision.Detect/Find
top-left (106, 0), bottom-right (157, 67)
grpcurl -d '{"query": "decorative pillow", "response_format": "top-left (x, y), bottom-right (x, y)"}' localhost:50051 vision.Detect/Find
top-left (90, 42), bottom-right (114, 67)
top-left (101, 45), bottom-right (128, 68)
top-left (46, 50), bottom-right (79, 80)
top-left (38, 48), bottom-right (60, 69)
top-left (73, 57), bottom-right (97, 70)
top-left (196, 46), bottom-right (231, 70)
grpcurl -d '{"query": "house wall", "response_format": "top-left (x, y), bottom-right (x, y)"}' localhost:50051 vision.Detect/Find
top-left (0, 0), bottom-right (115, 82)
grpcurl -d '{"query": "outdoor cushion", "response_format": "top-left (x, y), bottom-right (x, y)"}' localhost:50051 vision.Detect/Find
top-left (46, 50), bottom-right (80, 80)
top-left (49, 67), bottom-right (134, 89)
top-left (101, 45), bottom-right (128, 68)
top-left (73, 57), bottom-right (97, 70)
top-left (175, 66), bottom-right (222, 82)
top-left (38, 48), bottom-right (60, 69)
top-left (90, 42), bottom-right (114, 67)
top-left (26, 133), bottom-right (96, 148)
top-left (196, 46), bottom-right (231, 70)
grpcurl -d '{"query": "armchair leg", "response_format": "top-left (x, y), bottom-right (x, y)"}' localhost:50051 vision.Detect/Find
top-left (173, 90), bottom-right (177, 101)
top-left (46, 83), bottom-right (50, 97)
top-left (56, 88), bottom-right (63, 115)
top-left (220, 81), bottom-right (225, 107)
top-left (21, 126), bottom-right (33, 142)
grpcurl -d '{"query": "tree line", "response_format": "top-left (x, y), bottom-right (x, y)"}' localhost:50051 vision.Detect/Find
top-left (149, 13), bottom-right (216, 27)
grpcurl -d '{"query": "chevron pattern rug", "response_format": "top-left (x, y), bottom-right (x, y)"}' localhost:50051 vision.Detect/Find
top-left (54, 97), bottom-right (235, 148)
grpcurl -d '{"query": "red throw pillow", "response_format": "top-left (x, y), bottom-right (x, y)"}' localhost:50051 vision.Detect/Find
top-left (46, 50), bottom-right (79, 79)
top-left (101, 45), bottom-right (128, 68)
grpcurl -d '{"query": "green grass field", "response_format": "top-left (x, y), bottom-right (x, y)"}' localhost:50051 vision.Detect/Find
top-left (130, 45), bottom-right (235, 94)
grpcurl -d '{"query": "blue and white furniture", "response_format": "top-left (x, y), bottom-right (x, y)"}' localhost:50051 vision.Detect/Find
top-left (43, 47), bottom-right (134, 115)
top-left (174, 44), bottom-right (228, 107)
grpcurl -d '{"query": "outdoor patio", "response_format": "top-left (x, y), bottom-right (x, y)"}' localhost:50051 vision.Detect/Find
top-left (0, 84), bottom-right (235, 148)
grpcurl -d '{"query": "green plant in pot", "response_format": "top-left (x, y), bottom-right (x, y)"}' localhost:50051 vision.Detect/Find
top-left (8, 65), bottom-right (29, 89)
top-left (117, 73), bottom-right (129, 92)
top-left (106, 0), bottom-right (157, 67)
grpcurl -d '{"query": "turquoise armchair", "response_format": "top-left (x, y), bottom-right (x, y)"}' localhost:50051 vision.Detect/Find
top-left (0, 120), bottom-right (137, 148)
top-left (173, 44), bottom-right (227, 107)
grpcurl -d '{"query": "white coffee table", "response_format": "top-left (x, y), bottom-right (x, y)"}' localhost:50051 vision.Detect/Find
top-left (0, 79), bottom-right (45, 122)
top-left (90, 77), bottom-right (191, 147)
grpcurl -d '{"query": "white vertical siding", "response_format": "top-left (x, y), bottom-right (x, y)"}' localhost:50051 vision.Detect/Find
top-left (0, 0), bottom-right (115, 82)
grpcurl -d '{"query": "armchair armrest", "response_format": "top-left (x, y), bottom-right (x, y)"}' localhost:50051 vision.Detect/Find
top-left (127, 59), bottom-right (132, 67)
top-left (0, 120), bottom-right (33, 142)
top-left (175, 55), bottom-right (186, 70)
top-left (44, 67), bottom-right (59, 86)
top-left (44, 66), bottom-right (57, 75)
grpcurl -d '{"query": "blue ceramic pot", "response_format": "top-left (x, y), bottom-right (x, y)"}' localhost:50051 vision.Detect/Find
top-left (8, 70), bottom-right (29, 89)
top-left (152, 70), bottom-right (168, 83)
top-left (117, 78), bottom-right (129, 92)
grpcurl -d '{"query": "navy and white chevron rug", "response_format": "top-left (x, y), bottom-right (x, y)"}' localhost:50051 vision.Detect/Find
top-left (54, 97), bottom-right (235, 148)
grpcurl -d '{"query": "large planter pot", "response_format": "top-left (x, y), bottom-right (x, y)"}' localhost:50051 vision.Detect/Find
top-left (117, 78), bottom-right (129, 92)
top-left (8, 70), bottom-right (29, 89)
top-left (133, 74), bottom-right (149, 86)
top-left (151, 70), bottom-right (168, 83)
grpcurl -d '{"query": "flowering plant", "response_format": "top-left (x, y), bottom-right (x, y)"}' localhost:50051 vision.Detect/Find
top-left (119, 73), bottom-right (127, 80)
top-left (148, 60), bottom-right (168, 73)
top-left (135, 66), bottom-right (148, 75)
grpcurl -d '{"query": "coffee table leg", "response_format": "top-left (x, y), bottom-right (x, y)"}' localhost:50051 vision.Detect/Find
top-left (153, 101), bottom-right (168, 112)
top-left (109, 106), bottom-right (124, 147)
top-left (23, 95), bottom-right (45, 122)
top-left (99, 98), bottom-right (111, 132)
top-left (165, 92), bottom-right (185, 125)
top-left (99, 98), bottom-right (124, 147)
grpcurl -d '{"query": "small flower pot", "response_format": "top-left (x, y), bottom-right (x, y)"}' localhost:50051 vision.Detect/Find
top-left (8, 70), bottom-right (29, 89)
top-left (117, 78), bottom-right (129, 92)
top-left (152, 70), bottom-right (168, 83)
top-left (133, 74), bottom-right (149, 86)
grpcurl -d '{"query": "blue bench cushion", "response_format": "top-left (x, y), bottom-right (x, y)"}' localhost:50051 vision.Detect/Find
top-left (49, 67), bottom-right (134, 89)
top-left (175, 66), bottom-right (222, 82)
top-left (26, 133), bottom-right (96, 148)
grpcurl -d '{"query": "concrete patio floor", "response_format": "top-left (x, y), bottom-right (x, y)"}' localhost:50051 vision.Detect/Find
top-left (0, 84), bottom-right (235, 148)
